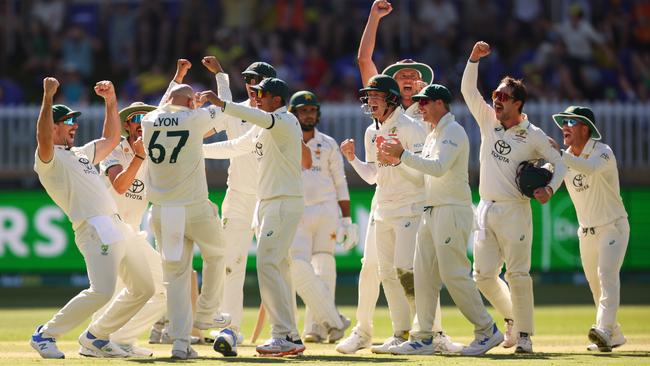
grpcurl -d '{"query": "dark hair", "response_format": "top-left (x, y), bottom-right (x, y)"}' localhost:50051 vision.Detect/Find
top-left (500, 76), bottom-right (527, 113)
top-left (443, 101), bottom-right (450, 112)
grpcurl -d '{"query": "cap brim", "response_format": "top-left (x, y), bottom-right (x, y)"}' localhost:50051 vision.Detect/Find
top-left (119, 105), bottom-right (156, 137)
top-left (552, 112), bottom-right (602, 140)
top-left (410, 92), bottom-right (428, 101)
top-left (382, 63), bottom-right (434, 84)
top-left (66, 110), bottom-right (82, 119)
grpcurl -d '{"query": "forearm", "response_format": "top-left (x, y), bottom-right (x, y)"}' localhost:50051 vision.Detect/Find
top-left (215, 72), bottom-right (233, 102)
top-left (542, 147), bottom-right (567, 193)
top-left (401, 150), bottom-right (451, 177)
top-left (159, 81), bottom-right (178, 106)
top-left (203, 138), bottom-right (251, 160)
top-left (112, 158), bottom-right (145, 194)
top-left (350, 157), bottom-right (377, 184)
top-left (338, 200), bottom-right (351, 218)
top-left (358, 15), bottom-right (380, 85)
top-left (36, 94), bottom-right (54, 160)
top-left (223, 102), bottom-right (274, 129)
top-left (562, 152), bottom-right (604, 176)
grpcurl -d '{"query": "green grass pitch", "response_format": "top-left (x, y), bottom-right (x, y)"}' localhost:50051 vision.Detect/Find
top-left (1, 305), bottom-right (649, 365)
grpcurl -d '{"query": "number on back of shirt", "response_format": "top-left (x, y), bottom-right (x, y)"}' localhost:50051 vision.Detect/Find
top-left (148, 130), bottom-right (189, 164)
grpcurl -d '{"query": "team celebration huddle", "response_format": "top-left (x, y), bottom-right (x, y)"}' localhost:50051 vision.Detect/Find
top-left (28, 0), bottom-right (629, 361)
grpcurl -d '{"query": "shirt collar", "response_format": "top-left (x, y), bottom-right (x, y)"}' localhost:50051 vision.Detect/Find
top-left (379, 108), bottom-right (402, 131)
top-left (568, 138), bottom-right (597, 157)
top-left (434, 112), bottom-right (454, 132)
top-left (274, 106), bottom-right (288, 113)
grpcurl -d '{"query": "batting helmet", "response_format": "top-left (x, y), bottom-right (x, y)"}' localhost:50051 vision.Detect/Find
top-left (516, 159), bottom-right (554, 198)
top-left (359, 74), bottom-right (401, 107)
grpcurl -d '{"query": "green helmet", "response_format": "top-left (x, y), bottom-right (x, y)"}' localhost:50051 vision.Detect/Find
top-left (289, 90), bottom-right (320, 112)
top-left (359, 74), bottom-right (401, 107)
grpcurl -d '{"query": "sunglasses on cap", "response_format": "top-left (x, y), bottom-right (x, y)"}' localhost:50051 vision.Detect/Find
top-left (127, 112), bottom-right (146, 124)
top-left (56, 116), bottom-right (78, 125)
top-left (562, 118), bottom-right (582, 127)
top-left (492, 90), bottom-right (514, 102)
top-left (244, 75), bottom-right (262, 85)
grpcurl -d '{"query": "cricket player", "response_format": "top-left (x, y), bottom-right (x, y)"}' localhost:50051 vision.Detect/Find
top-left (338, 0), bottom-right (455, 354)
top-left (551, 106), bottom-right (629, 352)
top-left (379, 84), bottom-right (503, 356)
top-left (30, 78), bottom-right (155, 359)
top-left (340, 74), bottom-right (427, 354)
top-left (142, 73), bottom-right (228, 359)
top-left (199, 58), bottom-right (277, 353)
top-left (461, 41), bottom-right (567, 353)
top-left (202, 77), bottom-right (306, 356)
top-left (288, 90), bottom-right (355, 344)
top-left (81, 101), bottom-right (166, 358)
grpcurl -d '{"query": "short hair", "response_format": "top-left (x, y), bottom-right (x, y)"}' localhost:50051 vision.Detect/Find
top-left (500, 76), bottom-right (527, 113)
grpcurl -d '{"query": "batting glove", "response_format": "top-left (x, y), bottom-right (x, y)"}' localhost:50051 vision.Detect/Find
top-left (336, 217), bottom-right (359, 251)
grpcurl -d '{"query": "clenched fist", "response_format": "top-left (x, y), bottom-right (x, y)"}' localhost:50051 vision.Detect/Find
top-left (470, 41), bottom-right (491, 62)
top-left (202, 56), bottom-right (223, 74)
top-left (340, 139), bottom-right (356, 162)
top-left (132, 137), bottom-right (145, 157)
top-left (94, 80), bottom-right (116, 100)
top-left (370, 0), bottom-right (393, 19)
top-left (43, 77), bottom-right (59, 97)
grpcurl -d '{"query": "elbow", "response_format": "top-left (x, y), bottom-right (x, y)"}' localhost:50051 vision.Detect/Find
top-left (113, 184), bottom-right (128, 195)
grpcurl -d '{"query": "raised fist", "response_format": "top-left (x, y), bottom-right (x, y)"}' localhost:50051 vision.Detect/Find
top-left (470, 41), bottom-right (491, 62)
top-left (371, 0), bottom-right (392, 19)
top-left (177, 59), bottom-right (192, 75)
top-left (201, 56), bottom-right (223, 74)
top-left (43, 77), bottom-right (59, 97)
top-left (94, 80), bottom-right (116, 100)
top-left (340, 139), bottom-right (356, 162)
top-left (199, 90), bottom-right (224, 108)
top-left (133, 137), bottom-right (145, 156)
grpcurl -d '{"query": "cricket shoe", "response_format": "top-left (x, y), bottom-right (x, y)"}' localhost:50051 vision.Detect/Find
top-left (388, 337), bottom-right (435, 355)
top-left (148, 318), bottom-right (166, 344)
top-left (335, 328), bottom-right (372, 354)
top-left (371, 334), bottom-right (408, 354)
top-left (78, 330), bottom-right (128, 358)
top-left (433, 332), bottom-right (464, 353)
top-left (588, 326), bottom-right (613, 352)
top-left (256, 336), bottom-right (305, 357)
top-left (502, 318), bottom-right (516, 348)
top-left (326, 315), bottom-right (352, 344)
top-left (461, 324), bottom-right (504, 356)
top-left (213, 328), bottom-right (238, 357)
top-left (194, 312), bottom-right (231, 330)
top-left (117, 343), bottom-right (154, 357)
top-left (588, 331), bottom-right (626, 351)
top-left (30, 325), bottom-right (65, 359)
top-left (171, 339), bottom-right (198, 360)
top-left (303, 332), bottom-right (323, 343)
top-left (514, 333), bottom-right (533, 354)
top-left (210, 329), bottom-right (244, 344)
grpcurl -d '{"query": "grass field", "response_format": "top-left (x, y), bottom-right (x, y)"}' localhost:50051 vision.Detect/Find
top-left (1, 305), bottom-right (649, 365)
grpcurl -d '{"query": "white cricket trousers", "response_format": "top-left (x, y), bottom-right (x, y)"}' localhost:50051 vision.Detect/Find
top-left (412, 205), bottom-right (493, 340)
top-left (255, 196), bottom-right (304, 339)
top-left (92, 231), bottom-right (166, 345)
top-left (290, 200), bottom-right (342, 333)
top-left (220, 188), bottom-right (257, 332)
top-left (353, 208), bottom-right (442, 337)
top-left (473, 200), bottom-right (533, 335)
top-left (150, 200), bottom-right (225, 343)
top-left (41, 216), bottom-right (155, 339)
top-left (579, 217), bottom-right (629, 332)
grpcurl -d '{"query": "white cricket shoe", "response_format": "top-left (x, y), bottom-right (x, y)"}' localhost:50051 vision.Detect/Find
top-left (78, 331), bottom-right (128, 358)
top-left (514, 333), bottom-right (533, 354)
top-left (588, 326), bottom-right (612, 352)
top-left (371, 334), bottom-right (408, 354)
top-left (117, 343), bottom-right (154, 357)
top-left (388, 337), bottom-right (435, 355)
top-left (461, 324), bottom-right (504, 356)
top-left (171, 339), bottom-right (198, 359)
top-left (194, 312), bottom-right (231, 330)
top-left (326, 315), bottom-right (352, 344)
top-left (256, 336), bottom-right (305, 356)
top-left (335, 328), bottom-right (372, 354)
top-left (303, 333), bottom-right (323, 343)
top-left (502, 319), bottom-right (516, 348)
top-left (588, 331), bottom-right (626, 351)
top-left (433, 332), bottom-right (464, 353)
top-left (30, 325), bottom-right (65, 359)
top-left (214, 328), bottom-right (238, 357)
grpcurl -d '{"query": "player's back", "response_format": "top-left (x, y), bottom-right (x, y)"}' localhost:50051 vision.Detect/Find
top-left (142, 103), bottom-right (220, 206)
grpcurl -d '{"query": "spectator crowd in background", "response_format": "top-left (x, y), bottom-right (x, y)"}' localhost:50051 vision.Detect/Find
top-left (0, 0), bottom-right (649, 107)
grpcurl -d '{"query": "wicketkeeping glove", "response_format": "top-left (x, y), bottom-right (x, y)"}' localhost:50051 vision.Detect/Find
top-left (336, 217), bottom-right (359, 251)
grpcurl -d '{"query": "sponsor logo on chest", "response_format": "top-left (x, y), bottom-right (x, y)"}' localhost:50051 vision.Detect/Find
top-left (125, 179), bottom-right (145, 200)
top-left (491, 140), bottom-right (512, 163)
top-left (572, 173), bottom-right (590, 192)
top-left (78, 157), bottom-right (98, 175)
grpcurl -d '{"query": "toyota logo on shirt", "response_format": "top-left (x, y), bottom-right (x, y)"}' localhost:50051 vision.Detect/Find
top-left (494, 140), bottom-right (511, 155)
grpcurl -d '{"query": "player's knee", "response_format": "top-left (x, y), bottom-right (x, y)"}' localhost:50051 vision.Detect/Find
top-left (132, 280), bottom-right (156, 300)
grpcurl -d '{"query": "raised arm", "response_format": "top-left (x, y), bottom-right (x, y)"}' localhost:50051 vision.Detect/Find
top-left (202, 56), bottom-right (233, 102)
top-left (160, 59), bottom-right (192, 106)
top-left (36, 77), bottom-right (59, 163)
top-left (92, 81), bottom-right (122, 164)
top-left (102, 138), bottom-right (146, 195)
top-left (358, 0), bottom-right (393, 86)
top-left (461, 41), bottom-right (495, 128)
top-left (562, 144), bottom-right (611, 176)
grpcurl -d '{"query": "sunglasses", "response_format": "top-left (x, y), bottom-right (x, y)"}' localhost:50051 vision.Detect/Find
top-left (127, 112), bottom-right (146, 124)
top-left (562, 118), bottom-right (582, 127)
top-left (244, 75), bottom-right (262, 85)
top-left (492, 90), bottom-right (514, 102)
top-left (417, 99), bottom-right (431, 106)
top-left (56, 116), bottom-right (78, 125)
top-left (256, 89), bottom-right (271, 99)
